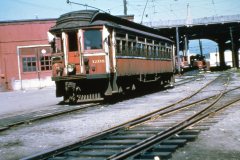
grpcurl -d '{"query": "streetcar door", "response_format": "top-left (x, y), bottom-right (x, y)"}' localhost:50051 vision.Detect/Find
top-left (82, 28), bottom-right (106, 75)
top-left (66, 31), bottom-right (81, 74)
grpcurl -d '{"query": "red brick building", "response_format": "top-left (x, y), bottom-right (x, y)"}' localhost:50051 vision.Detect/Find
top-left (0, 19), bottom-right (56, 91)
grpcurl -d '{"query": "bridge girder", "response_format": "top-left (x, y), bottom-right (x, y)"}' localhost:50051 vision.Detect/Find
top-left (156, 22), bottom-right (240, 68)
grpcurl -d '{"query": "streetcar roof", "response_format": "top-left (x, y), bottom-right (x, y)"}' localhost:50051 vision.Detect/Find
top-left (50, 10), bottom-right (172, 43)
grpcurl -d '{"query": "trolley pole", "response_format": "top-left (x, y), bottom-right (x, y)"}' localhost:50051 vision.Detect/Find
top-left (123, 0), bottom-right (127, 15)
top-left (176, 27), bottom-right (181, 74)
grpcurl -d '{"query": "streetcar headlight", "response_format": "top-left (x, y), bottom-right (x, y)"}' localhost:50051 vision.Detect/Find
top-left (67, 64), bottom-right (75, 73)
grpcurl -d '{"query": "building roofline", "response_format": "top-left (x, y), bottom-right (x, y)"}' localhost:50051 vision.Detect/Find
top-left (0, 18), bottom-right (56, 25)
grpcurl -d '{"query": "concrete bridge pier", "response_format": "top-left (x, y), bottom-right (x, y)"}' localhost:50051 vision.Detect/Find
top-left (235, 42), bottom-right (240, 68)
top-left (229, 27), bottom-right (239, 68)
top-left (218, 40), bottom-right (226, 67)
top-left (231, 37), bottom-right (239, 68)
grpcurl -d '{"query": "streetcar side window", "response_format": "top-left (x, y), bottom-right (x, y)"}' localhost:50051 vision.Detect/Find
top-left (160, 46), bottom-right (164, 58)
top-left (167, 48), bottom-right (172, 59)
top-left (146, 45), bottom-right (149, 57)
top-left (133, 42), bottom-right (136, 56)
top-left (163, 48), bottom-right (166, 59)
top-left (128, 41), bottom-right (132, 55)
top-left (161, 43), bottom-right (166, 59)
top-left (122, 40), bottom-right (126, 55)
top-left (84, 30), bottom-right (102, 50)
top-left (137, 37), bottom-right (144, 57)
top-left (114, 30), bottom-right (172, 59)
top-left (164, 48), bottom-right (167, 59)
top-left (136, 43), bottom-right (141, 56)
top-left (116, 40), bottom-right (121, 54)
top-left (153, 46), bottom-right (157, 58)
top-left (166, 43), bottom-right (172, 59)
top-left (148, 45), bottom-right (152, 57)
top-left (169, 48), bottom-right (172, 58)
top-left (158, 46), bottom-right (161, 58)
top-left (155, 46), bottom-right (159, 58)
top-left (165, 44), bottom-right (169, 59)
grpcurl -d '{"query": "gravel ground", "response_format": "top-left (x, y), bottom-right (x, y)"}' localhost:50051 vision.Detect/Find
top-left (0, 72), bottom-right (239, 160)
top-left (170, 103), bottom-right (240, 160)
top-left (170, 71), bottom-right (240, 160)
top-left (0, 87), bottom-right (62, 118)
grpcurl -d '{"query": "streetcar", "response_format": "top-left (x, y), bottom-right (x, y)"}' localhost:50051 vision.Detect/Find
top-left (49, 10), bottom-right (175, 103)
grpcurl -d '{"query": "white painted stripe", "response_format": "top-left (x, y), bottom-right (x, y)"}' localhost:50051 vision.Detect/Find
top-left (112, 29), bottom-right (117, 73)
top-left (17, 44), bottom-right (50, 49)
top-left (62, 32), bottom-right (68, 66)
top-left (78, 29), bottom-right (84, 73)
top-left (83, 53), bottom-right (107, 56)
top-left (16, 46), bottom-right (22, 89)
top-left (116, 55), bottom-right (172, 61)
top-left (103, 25), bottom-right (110, 73)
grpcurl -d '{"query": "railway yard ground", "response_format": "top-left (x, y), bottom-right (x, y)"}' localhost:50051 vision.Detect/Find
top-left (0, 70), bottom-right (240, 160)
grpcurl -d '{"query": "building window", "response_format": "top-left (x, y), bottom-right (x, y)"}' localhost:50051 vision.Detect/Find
top-left (41, 56), bottom-right (52, 71)
top-left (22, 57), bottom-right (37, 72)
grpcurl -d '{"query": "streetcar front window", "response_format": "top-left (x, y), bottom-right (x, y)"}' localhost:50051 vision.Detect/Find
top-left (84, 30), bottom-right (102, 50)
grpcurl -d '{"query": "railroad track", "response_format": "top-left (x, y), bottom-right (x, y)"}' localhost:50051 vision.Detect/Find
top-left (21, 72), bottom-right (240, 160)
top-left (174, 73), bottom-right (204, 86)
top-left (0, 103), bottom-right (100, 132)
top-left (0, 72), bottom-right (207, 132)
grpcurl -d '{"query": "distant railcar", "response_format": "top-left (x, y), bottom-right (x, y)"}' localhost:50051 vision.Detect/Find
top-left (49, 10), bottom-right (175, 103)
top-left (190, 54), bottom-right (210, 70)
top-left (176, 55), bottom-right (190, 72)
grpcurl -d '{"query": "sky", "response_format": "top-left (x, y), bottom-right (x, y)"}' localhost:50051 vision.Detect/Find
top-left (1, 0), bottom-right (240, 54)
top-left (1, 0), bottom-right (240, 22)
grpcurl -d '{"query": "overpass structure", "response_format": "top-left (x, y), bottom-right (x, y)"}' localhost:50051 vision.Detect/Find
top-left (145, 15), bottom-right (240, 68)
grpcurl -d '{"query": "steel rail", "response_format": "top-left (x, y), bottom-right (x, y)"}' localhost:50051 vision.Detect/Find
top-left (0, 73), bottom-right (209, 132)
top-left (174, 74), bottom-right (204, 86)
top-left (2, 74), bottom-right (215, 133)
top-left (22, 94), bottom-right (221, 160)
top-left (109, 96), bottom-right (240, 160)
top-left (108, 76), bottom-right (237, 160)
top-left (21, 95), bottom-right (213, 160)
top-left (0, 103), bottom-right (100, 132)
top-left (21, 73), bottom-right (232, 160)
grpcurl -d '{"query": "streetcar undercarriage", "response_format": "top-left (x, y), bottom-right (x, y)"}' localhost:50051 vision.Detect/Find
top-left (55, 73), bottom-right (174, 104)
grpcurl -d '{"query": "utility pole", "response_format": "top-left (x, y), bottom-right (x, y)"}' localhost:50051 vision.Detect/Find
top-left (184, 35), bottom-right (188, 56)
top-left (215, 47), bottom-right (218, 66)
top-left (199, 39), bottom-right (203, 57)
top-left (176, 27), bottom-right (181, 74)
top-left (229, 27), bottom-right (236, 68)
top-left (123, 0), bottom-right (127, 15)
